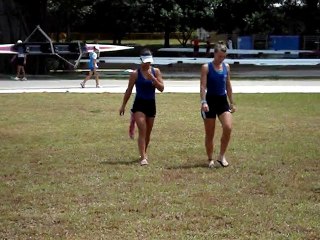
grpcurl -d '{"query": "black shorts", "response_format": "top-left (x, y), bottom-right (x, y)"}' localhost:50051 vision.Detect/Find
top-left (201, 95), bottom-right (230, 119)
top-left (131, 98), bottom-right (156, 118)
top-left (17, 57), bottom-right (25, 66)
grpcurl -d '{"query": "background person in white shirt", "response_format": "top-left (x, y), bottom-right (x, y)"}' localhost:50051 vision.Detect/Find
top-left (80, 45), bottom-right (100, 88)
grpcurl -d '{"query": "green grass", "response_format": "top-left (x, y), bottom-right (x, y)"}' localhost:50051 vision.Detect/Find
top-left (0, 93), bottom-right (319, 239)
top-left (121, 39), bottom-right (183, 46)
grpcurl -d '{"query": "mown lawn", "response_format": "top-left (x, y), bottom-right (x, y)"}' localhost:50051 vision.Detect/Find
top-left (0, 93), bottom-right (319, 239)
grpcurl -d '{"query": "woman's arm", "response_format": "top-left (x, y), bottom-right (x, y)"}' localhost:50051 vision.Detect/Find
top-left (225, 64), bottom-right (236, 112)
top-left (200, 64), bottom-right (208, 101)
top-left (200, 64), bottom-right (209, 112)
top-left (152, 68), bottom-right (164, 92)
top-left (119, 70), bottom-right (137, 115)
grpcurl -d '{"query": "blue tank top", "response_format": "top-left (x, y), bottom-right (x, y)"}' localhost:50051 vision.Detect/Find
top-left (89, 52), bottom-right (97, 69)
top-left (17, 46), bottom-right (25, 58)
top-left (135, 68), bottom-right (156, 100)
top-left (206, 62), bottom-right (228, 96)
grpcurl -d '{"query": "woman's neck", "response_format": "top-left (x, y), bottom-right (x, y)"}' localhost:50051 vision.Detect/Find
top-left (213, 60), bottom-right (222, 66)
top-left (141, 65), bottom-right (150, 71)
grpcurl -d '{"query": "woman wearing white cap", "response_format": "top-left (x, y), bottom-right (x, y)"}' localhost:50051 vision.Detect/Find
top-left (11, 40), bottom-right (27, 80)
top-left (119, 48), bottom-right (164, 166)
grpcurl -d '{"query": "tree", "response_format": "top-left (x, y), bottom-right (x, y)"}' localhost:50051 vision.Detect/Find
top-left (47, 0), bottom-right (93, 40)
top-left (211, 0), bottom-right (320, 35)
top-left (152, 0), bottom-right (180, 47)
top-left (14, 0), bottom-right (48, 32)
top-left (89, 0), bottom-right (139, 44)
top-left (212, 0), bottom-right (282, 34)
top-left (301, 0), bottom-right (320, 34)
top-left (174, 0), bottom-right (215, 46)
top-left (127, 0), bottom-right (179, 47)
top-left (132, 0), bottom-right (215, 47)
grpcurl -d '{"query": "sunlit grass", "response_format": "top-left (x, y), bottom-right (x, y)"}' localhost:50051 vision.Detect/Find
top-left (121, 39), bottom-right (182, 46)
top-left (0, 93), bottom-right (319, 239)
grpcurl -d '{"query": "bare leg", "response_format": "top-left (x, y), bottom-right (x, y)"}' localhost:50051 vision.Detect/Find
top-left (218, 111), bottom-right (232, 157)
top-left (203, 118), bottom-right (216, 160)
top-left (94, 71), bottom-right (100, 87)
top-left (16, 66), bottom-right (22, 78)
top-left (21, 66), bottom-right (26, 79)
top-left (129, 112), bottom-right (135, 139)
top-left (145, 117), bottom-right (155, 154)
top-left (81, 71), bottom-right (93, 87)
top-left (134, 112), bottom-right (148, 161)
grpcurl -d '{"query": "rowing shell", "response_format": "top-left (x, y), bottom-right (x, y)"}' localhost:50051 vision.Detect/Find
top-left (0, 44), bottom-right (15, 54)
top-left (158, 47), bottom-right (314, 56)
top-left (85, 44), bottom-right (133, 53)
top-left (0, 43), bottom-right (133, 55)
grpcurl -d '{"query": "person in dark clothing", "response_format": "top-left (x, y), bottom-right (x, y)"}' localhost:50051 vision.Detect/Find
top-left (11, 40), bottom-right (27, 80)
top-left (200, 42), bottom-right (236, 168)
top-left (119, 49), bottom-right (164, 166)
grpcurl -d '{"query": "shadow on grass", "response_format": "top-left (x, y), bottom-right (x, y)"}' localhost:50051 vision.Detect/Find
top-left (99, 159), bottom-right (226, 169)
top-left (99, 158), bottom-right (140, 166)
top-left (166, 161), bottom-right (225, 170)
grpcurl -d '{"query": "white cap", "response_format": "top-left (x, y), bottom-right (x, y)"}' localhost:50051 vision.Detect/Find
top-left (140, 54), bottom-right (153, 63)
top-left (17, 40), bottom-right (22, 44)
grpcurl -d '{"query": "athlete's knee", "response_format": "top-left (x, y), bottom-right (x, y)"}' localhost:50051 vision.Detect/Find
top-left (223, 124), bottom-right (232, 135)
top-left (137, 122), bottom-right (147, 134)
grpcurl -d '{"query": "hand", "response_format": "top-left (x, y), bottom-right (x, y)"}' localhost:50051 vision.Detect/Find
top-left (201, 103), bottom-right (209, 112)
top-left (146, 70), bottom-right (155, 80)
top-left (230, 104), bottom-right (236, 113)
top-left (119, 106), bottom-right (125, 116)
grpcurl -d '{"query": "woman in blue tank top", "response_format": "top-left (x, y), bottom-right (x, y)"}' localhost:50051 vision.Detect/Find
top-left (80, 45), bottom-right (100, 88)
top-left (200, 42), bottom-right (236, 168)
top-left (119, 49), bottom-right (164, 166)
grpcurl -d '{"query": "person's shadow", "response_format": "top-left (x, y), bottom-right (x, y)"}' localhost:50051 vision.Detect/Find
top-left (99, 158), bottom-right (140, 166)
top-left (166, 160), bottom-right (224, 170)
top-left (100, 159), bottom-right (225, 169)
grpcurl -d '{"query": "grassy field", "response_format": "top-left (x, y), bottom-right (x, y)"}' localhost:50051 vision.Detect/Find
top-left (121, 39), bottom-right (183, 46)
top-left (0, 93), bottom-right (319, 240)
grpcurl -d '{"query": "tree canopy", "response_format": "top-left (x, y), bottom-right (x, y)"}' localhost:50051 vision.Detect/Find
top-left (2, 0), bottom-right (320, 45)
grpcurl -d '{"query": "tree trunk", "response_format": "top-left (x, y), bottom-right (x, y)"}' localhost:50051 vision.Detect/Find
top-left (164, 24), bottom-right (170, 47)
top-left (304, 0), bottom-right (320, 34)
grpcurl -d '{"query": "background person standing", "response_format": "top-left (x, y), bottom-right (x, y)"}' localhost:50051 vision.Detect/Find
top-left (11, 40), bottom-right (27, 81)
top-left (191, 36), bottom-right (200, 57)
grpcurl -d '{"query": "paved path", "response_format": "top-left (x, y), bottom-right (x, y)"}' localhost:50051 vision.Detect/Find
top-left (0, 79), bottom-right (320, 93)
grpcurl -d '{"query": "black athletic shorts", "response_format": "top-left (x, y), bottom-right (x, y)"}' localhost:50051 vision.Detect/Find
top-left (17, 57), bottom-right (25, 66)
top-left (131, 98), bottom-right (156, 118)
top-left (201, 94), bottom-right (230, 119)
